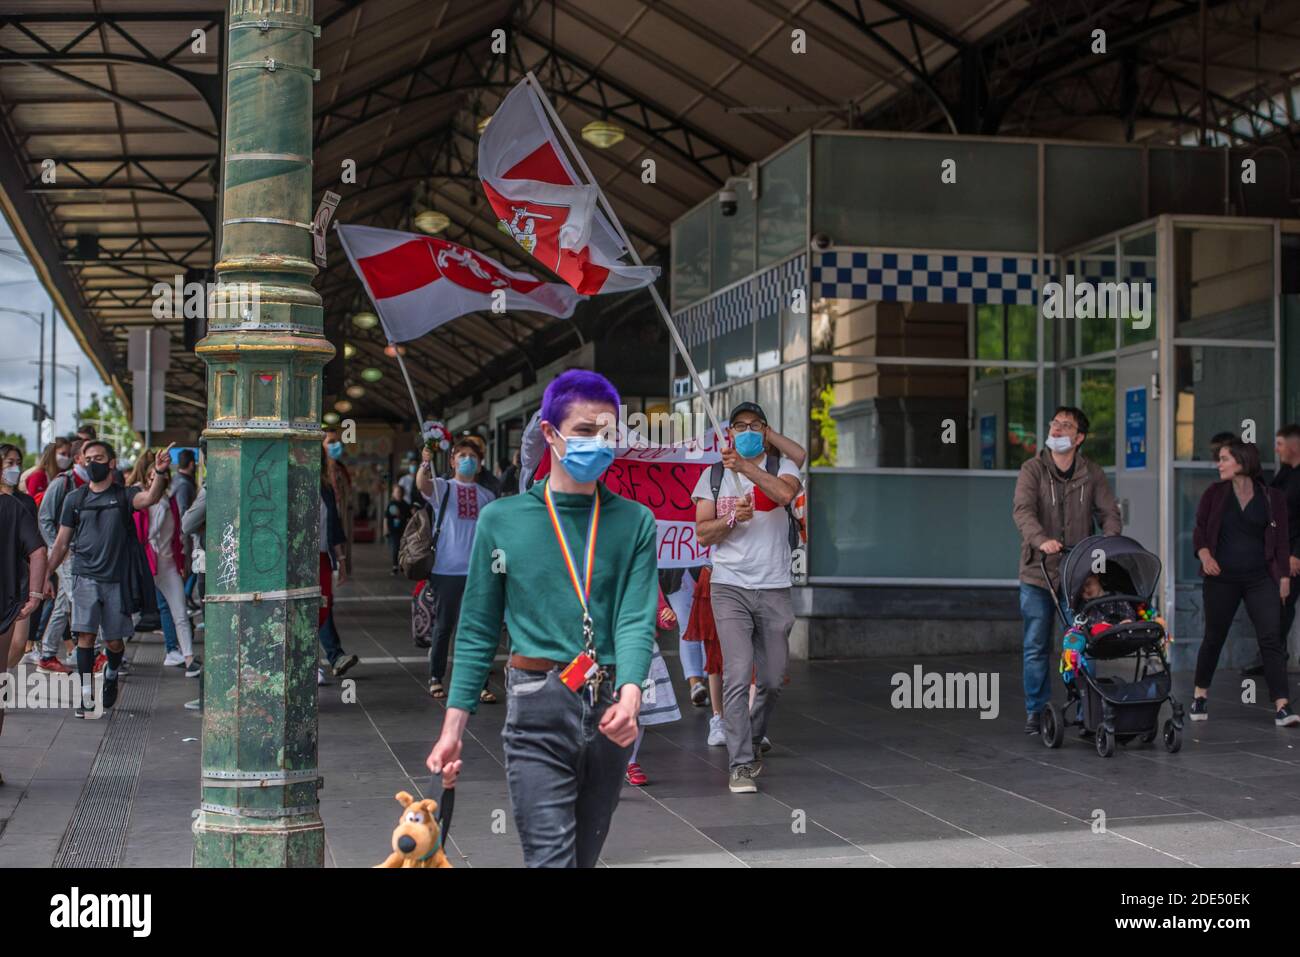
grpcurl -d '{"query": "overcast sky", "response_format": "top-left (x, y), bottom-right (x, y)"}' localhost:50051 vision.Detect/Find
top-left (0, 211), bottom-right (109, 451)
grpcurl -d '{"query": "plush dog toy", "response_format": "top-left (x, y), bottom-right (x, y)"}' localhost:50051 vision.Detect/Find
top-left (375, 791), bottom-right (452, 868)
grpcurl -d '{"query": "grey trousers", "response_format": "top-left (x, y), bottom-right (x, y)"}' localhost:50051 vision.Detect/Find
top-left (41, 572), bottom-right (73, 657)
top-left (501, 666), bottom-right (631, 867)
top-left (710, 583), bottom-right (794, 770)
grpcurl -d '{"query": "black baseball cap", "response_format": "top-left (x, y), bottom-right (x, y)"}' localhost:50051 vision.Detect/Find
top-left (729, 401), bottom-right (768, 425)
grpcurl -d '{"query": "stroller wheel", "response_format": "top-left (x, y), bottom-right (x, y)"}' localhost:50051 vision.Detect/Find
top-left (1163, 719), bottom-right (1182, 754)
top-left (1041, 704), bottom-right (1064, 749)
top-left (1095, 726), bottom-right (1115, 758)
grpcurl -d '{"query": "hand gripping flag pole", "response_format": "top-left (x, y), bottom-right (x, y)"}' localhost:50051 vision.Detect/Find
top-left (522, 71), bottom-right (727, 444)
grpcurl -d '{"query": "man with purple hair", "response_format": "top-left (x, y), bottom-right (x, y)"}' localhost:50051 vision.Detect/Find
top-left (427, 369), bottom-right (657, 867)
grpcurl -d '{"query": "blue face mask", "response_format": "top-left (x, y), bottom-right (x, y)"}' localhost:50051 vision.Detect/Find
top-left (456, 456), bottom-right (478, 477)
top-left (558, 434), bottom-right (614, 483)
top-left (733, 430), bottom-right (765, 459)
top-left (327, 441), bottom-right (344, 461)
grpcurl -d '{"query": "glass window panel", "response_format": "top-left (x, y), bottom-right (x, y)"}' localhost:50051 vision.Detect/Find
top-left (671, 206), bottom-right (710, 308)
top-left (711, 186), bottom-right (755, 290)
top-left (729, 379), bottom-right (756, 407)
top-left (783, 363), bottom-right (808, 455)
top-left (757, 138), bottom-right (807, 268)
top-left (1176, 469), bottom-right (1218, 582)
top-left (1078, 368), bottom-right (1117, 468)
top-left (1121, 231), bottom-right (1158, 347)
top-left (811, 361), bottom-right (981, 468)
top-left (812, 298), bottom-right (970, 359)
top-left (251, 371), bottom-right (280, 419)
top-left (970, 370), bottom-right (1037, 469)
top-left (1149, 148), bottom-right (1225, 216)
top-left (758, 372), bottom-right (781, 434)
top-left (756, 309), bottom-right (780, 370)
top-left (1174, 226), bottom-right (1273, 338)
top-left (1175, 345), bottom-right (1274, 460)
top-left (812, 135), bottom-right (1036, 251)
top-left (782, 296), bottom-right (807, 362)
top-left (1044, 145), bottom-right (1142, 250)
top-left (712, 323), bottom-right (754, 383)
top-left (1285, 293), bottom-right (1300, 425)
top-left (690, 340), bottom-right (710, 391)
top-left (807, 472), bottom-right (1021, 579)
top-left (976, 304), bottom-right (1036, 375)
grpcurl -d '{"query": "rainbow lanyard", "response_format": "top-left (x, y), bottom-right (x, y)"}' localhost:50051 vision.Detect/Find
top-left (543, 479), bottom-right (600, 657)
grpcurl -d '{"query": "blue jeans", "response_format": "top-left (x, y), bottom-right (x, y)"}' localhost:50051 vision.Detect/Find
top-left (318, 611), bottom-right (343, 666)
top-left (159, 597), bottom-right (179, 654)
top-left (501, 667), bottom-right (631, 867)
top-left (1021, 582), bottom-right (1066, 716)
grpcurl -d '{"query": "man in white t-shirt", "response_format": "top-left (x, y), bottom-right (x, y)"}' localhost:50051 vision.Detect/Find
top-left (692, 402), bottom-right (802, 794)
top-left (417, 437), bottom-right (496, 701)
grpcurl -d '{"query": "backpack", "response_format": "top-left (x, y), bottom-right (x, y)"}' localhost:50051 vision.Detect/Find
top-left (67, 484), bottom-right (158, 616)
top-left (399, 482), bottom-right (451, 581)
top-left (709, 454), bottom-right (801, 551)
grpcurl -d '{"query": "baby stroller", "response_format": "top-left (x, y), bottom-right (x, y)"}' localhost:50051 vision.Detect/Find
top-left (1037, 534), bottom-right (1184, 757)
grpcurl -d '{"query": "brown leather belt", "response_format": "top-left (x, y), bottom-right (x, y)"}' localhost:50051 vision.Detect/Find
top-left (508, 654), bottom-right (563, 671)
top-left (508, 653), bottom-right (615, 677)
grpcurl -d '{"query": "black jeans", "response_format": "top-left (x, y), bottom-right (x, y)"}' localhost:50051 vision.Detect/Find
top-left (501, 666), bottom-right (630, 867)
top-left (428, 574), bottom-right (466, 681)
top-left (1197, 576), bottom-right (1290, 703)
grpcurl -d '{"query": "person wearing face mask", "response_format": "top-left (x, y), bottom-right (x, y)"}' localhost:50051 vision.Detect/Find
top-left (44, 441), bottom-right (175, 717)
top-left (1012, 406), bottom-right (1121, 736)
top-left (415, 437), bottom-right (497, 701)
top-left (462, 433), bottom-right (501, 497)
top-left (691, 402), bottom-right (802, 794)
top-left (1, 444), bottom-right (41, 671)
top-left (35, 439), bottom-right (90, 673)
top-left (426, 370), bottom-right (656, 867)
top-left (322, 428), bottom-right (354, 577)
top-left (0, 463), bottom-right (47, 783)
top-left (25, 439), bottom-right (70, 505)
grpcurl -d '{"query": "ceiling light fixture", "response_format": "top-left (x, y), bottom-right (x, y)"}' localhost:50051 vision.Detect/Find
top-left (581, 119), bottom-right (625, 149)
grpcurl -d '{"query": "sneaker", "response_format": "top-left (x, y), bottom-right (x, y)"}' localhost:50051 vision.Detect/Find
top-left (331, 654), bottom-right (358, 678)
top-left (317, 667), bottom-right (327, 687)
top-left (414, 635), bottom-right (431, 650)
top-left (1275, 706), bottom-right (1300, 727)
top-left (625, 762), bottom-right (648, 786)
top-left (163, 650), bottom-right (185, 667)
top-left (689, 679), bottom-right (709, 707)
top-left (93, 653), bottom-right (107, 674)
top-left (37, 656), bottom-right (72, 675)
top-left (1023, 711), bottom-right (1041, 735)
top-left (101, 672), bottom-right (119, 710)
top-left (707, 714), bottom-right (725, 747)
top-left (757, 736), bottom-right (772, 755)
top-left (21, 648), bottom-right (39, 666)
top-left (1189, 697), bottom-right (1208, 721)
top-left (728, 765), bottom-right (759, 793)
top-left (184, 658), bottom-right (203, 678)
top-left (183, 699), bottom-right (202, 711)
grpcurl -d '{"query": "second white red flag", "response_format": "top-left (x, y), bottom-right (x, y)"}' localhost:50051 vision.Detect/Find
top-left (479, 77), bottom-right (660, 296)
top-left (336, 223), bottom-right (584, 342)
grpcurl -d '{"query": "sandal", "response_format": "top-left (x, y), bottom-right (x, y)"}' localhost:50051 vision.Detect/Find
top-left (479, 688), bottom-right (497, 704)
top-left (428, 679), bottom-right (446, 698)
top-left (625, 762), bottom-right (647, 786)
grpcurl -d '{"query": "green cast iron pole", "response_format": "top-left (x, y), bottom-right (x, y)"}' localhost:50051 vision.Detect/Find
top-left (193, 0), bottom-right (330, 867)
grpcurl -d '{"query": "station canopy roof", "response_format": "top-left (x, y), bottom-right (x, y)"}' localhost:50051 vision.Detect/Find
top-left (1, 0), bottom-right (1298, 431)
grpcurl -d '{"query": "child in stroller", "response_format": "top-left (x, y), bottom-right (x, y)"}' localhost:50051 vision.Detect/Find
top-left (1039, 534), bottom-right (1184, 757)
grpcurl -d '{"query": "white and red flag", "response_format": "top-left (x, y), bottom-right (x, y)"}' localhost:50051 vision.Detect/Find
top-left (478, 77), bottom-right (659, 296)
top-left (336, 223), bottom-right (583, 342)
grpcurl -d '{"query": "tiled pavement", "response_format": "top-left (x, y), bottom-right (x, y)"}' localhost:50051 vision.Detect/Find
top-left (5, 544), bottom-right (1300, 867)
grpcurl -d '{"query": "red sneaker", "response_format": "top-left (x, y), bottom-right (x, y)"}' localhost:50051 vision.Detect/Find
top-left (625, 762), bottom-right (648, 787)
top-left (93, 653), bottom-right (107, 673)
top-left (38, 656), bottom-right (72, 675)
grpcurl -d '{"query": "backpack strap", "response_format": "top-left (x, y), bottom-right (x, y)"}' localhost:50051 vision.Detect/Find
top-left (709, 462), bottom-right (724, 501)
top-left (765, 452), bottom-right (780, 477)
top-left (430, 481), bottom-right (453, 551)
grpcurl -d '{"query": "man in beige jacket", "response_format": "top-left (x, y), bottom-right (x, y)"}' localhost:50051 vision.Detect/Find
top-left (1012, 406), bottom-right (1121, 734)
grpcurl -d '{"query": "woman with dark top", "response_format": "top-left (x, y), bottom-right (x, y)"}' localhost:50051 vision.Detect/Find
top-left (1192, 440), bottom-right (1300, 726)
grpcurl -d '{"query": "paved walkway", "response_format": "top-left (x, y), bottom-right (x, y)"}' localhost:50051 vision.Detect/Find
top-left (5, 543), bottom-right (1300, 867)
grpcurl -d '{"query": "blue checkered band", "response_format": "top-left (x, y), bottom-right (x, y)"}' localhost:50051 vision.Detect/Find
top-left (812, 250), bottom-right (1041, 305)
top-left (674, 255), bottom-right (806, 348)
top-left (1054, 256), bottom-right (1154, 286)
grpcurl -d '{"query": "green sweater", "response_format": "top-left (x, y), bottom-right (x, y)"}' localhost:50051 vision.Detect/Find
top-left (447, 480), bottom-right (659, 713)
